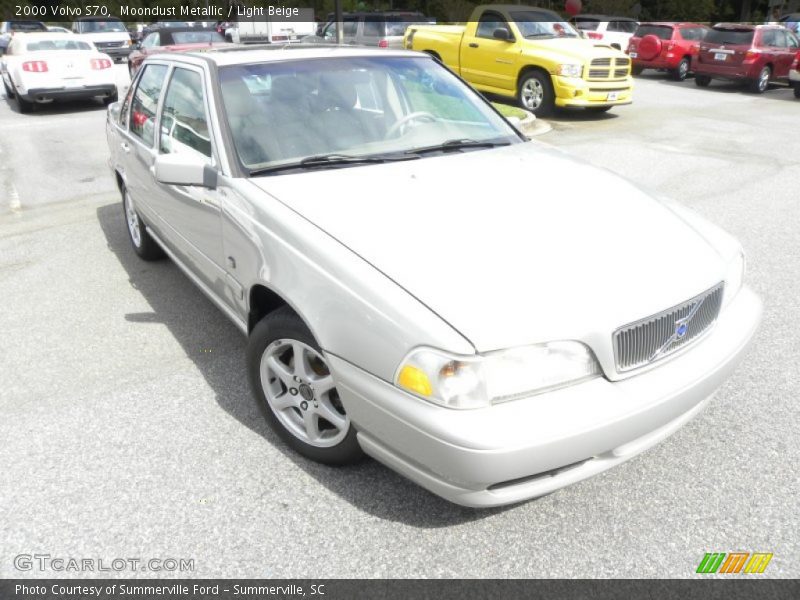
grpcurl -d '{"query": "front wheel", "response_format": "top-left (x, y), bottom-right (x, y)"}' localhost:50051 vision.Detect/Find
top-left (122, 185), bottom-right (165, 260)
top-left (748, 66), bottom-right (771, 93)
top-left (672, 57), bottom-right (690, 81)
top-left (517, 70), bottom-right (554, 116)
top-left (247, 307), bottom-right (363, 465)
top-left (695, 74), bottom-right (711, 87)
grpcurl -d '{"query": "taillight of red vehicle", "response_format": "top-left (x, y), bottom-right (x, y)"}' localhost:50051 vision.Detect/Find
top-left (90, 58), bottom-right (113, 70)
top-left (22, 61), bottom-right (48, 73)
top-left (744, 49), bottom-right (761, 62)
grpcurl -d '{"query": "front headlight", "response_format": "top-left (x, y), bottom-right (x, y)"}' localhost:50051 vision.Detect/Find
top-left (395, 342), bottom-right (601, 410)
top-left (557, 63), bottom-right (583, 78)
top-left (723, 250), bottom-right (746, 307)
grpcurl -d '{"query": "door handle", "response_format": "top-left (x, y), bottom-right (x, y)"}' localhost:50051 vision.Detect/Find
top-left (120, 141), bottom-right (130, 153)
top-left (468, 42), bottom-right (479, 48)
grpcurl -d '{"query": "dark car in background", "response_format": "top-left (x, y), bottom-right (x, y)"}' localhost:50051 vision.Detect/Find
top-left (313, 11), bottom-right (435, 48)
top-left (0, 20), bottom-right (48, 56)
top-left (627, 22), bottom-right (708, 80)
top-left (128, 27), bottom-right (227, 77)
top-left (693, 24), bottom-right (800, 93)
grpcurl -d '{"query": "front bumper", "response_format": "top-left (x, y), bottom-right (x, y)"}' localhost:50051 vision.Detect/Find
top-left (97, 46), bottom-right (131, 60)
top-left (632, 56), bottom-right (682, 70)
top-left (331, 287), bottom-right (761, 507)
top-left (21, 84), bottom-right (116, 103)
top-left (553, 75), bottom-right (633, 108)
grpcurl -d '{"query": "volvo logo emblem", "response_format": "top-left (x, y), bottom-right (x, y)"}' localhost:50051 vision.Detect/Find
top-left (649, 297), bottom-right (706, 362)
top-left (298, 383), bottom-right (314, 402)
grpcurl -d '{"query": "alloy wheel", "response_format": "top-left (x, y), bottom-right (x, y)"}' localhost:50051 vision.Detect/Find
top-left (259, 339), bottom-right (348, 448)
top-left (521, 78), bottom-right (544, 110)
top-left (124, 191), bottom-right (142, 248)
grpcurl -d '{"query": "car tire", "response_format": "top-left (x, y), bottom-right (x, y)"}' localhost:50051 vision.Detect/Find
top-left (247, 306), bottom-right (364, 466)
top-left (695, 74), bottom-right (711, 87)
top-left (632, 65), bottom-right (644, 76)
top-left (794, 82), bottom-right (800, 99)
top-left (672, 57), bottom-right (690, 81)
top-left (517, 70), bottom-right (554, 117)
top-left (14, 90), bottom-right (33, 113)
top-left (122, 184), bottom-right (165, 261)
top-left (2, 76), bottom-right (13, 97)
top-left (748, 66), bottom-right (771, 93)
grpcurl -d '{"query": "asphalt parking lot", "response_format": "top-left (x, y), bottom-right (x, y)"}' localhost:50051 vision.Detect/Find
top-left (1, 64), bottom-right (798, 578)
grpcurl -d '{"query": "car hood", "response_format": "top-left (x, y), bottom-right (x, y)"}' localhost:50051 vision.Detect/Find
top-left (81, 32), bottom-right (130, 42)
top-left (250, 143), bottom-right (726, 354)
top-left (523, 37), bottom-right (626, 61)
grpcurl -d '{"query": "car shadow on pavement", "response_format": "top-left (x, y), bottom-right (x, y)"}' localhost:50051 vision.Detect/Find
top-left (649, 74), bottom-right (795, 99)
top-left (2, 93), bottom-right (108, 116)
top-left (96, 203), bottom-right (514, 527)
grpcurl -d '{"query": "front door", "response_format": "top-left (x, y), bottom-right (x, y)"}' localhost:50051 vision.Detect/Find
top-left (460, 11), bottom-right (519, 91)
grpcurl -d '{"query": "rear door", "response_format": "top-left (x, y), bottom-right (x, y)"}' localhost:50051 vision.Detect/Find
top-left (772, 29), bottom-right (797, 78)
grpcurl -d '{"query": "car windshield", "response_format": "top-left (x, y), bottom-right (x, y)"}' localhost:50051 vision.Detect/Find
top-left (573, 19), bottom-right (600, 31)
top-left (80, 20), bottom-right (127, 33)
top-left (512, 12), bottom-right (580, 38)
top-left (10, 21), bottom-right (47, 32)
top-left (219, 56), bottom-right (520, 173)
top-left (706, 28), bottom-right (753, 45)
top-left (635, 25), bottom-right (673, 40)
top-left (26, 39), bottom-right (92, 51)
top-left (171, 31), bottom-right (225, 44)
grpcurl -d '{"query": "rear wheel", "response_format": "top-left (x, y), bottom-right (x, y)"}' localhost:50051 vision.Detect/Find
top-left (14, 90), bottom-right (33, 113)
top-left (672, 57), bottom-right (690, 81)
top-left (247, 307), bottom-right (363, 465)
top-left (695, 74), bottom-right (711, 87)
top-left (748, 66), bottom-right (771, 93)
top-left (122, 184), bottom-right (165, 261)
top-left (794, 82), bottom-right (800, 99)
top-left (2, 76), bottom-right (13, 97)
top-left (517, 70), bottom-right (554, 117)
top-left (631, 65), bottom-right (644, 76)
top-left (103, 88), bottom-right (119, 105)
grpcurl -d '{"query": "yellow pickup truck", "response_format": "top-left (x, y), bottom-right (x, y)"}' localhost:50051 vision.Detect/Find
top-left (405, 4), bottom-right (634, 116)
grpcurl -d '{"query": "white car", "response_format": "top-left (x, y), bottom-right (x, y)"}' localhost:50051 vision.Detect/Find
top-left (571, 15), bottom-right (639, 50)
top-left (1, 33), bottom-right (117, 113)
top-left (46, 26), bottom-right (72, 34)
top-left (71, 17), bottom-right (132, 63)
top-left (107, 47), bottom-right (761, 507)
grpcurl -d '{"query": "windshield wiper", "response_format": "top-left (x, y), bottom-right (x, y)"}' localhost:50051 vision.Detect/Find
top-left (249, 153), bottom-right (419, 176)
top-left (405, 139), bottom-right (511, 155)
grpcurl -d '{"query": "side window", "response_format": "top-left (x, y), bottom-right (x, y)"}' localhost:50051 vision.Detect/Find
top-left (679, 27), bottom-right (705, 41)
top-left (476, 11), bottom-right (508, 39)
top-left (142, 33), bottom-right (159, 48)
top-left (343, 18), bottom-right (358, 36)
top-left (129, 64), bottom-right (168, 147)
top-left (788, 33), bottom-right (799, 49)
top-left (760, 30), bottom-right (776, 46)
top-left (362, 18), bottom-right (382, 38)
top-left (159, 68), bottom-right (212, 160)
top-left (774, 30), bottom-right (788, 48)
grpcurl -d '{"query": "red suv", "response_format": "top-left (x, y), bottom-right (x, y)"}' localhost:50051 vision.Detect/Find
top-left (627, 22), bottom-right (709, 81)
top-left (693, 24), bottom-right (800, 93)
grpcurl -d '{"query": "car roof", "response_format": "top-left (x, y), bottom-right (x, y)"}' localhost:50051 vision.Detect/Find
top-left (74, 16), bottom-right (123, 21)
top-left (636, 22), bottom-right (708, 28)
top-left (712, 23), bottom-right (765, 30)
top-left (176, 44), bottom-right (422, 67)
top-left (153, 27), bottom-right (218, 34)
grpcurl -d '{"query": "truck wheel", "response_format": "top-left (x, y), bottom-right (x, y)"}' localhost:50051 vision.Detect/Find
top-left (748, 66), bottom-right (770, 93)
top-left (694, 74), bottom-right (711, 87)
top-left (672, 57), bottom-right (690, 81)
top-left (517, 71), bottom-right (554, 116)
top-left (247, 306), bottom-right (364, 466)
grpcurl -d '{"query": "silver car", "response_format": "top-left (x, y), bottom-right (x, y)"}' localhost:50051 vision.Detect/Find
top-left (106, 46), bottom-right (761, 507)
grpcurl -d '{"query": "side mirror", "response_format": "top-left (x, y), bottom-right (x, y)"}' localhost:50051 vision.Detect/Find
top-left (154, 153), bottom-right (217, 189)
top-left (493, 27), bottom-right (512, 42)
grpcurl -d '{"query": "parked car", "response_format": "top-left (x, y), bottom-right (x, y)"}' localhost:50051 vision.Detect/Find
top-left (106, 46), bottom-right (760, 507)
top-left (779, 13), bottom-right (800, 34)
top-left (405, 5), bottom-right (633, 115)
top-left (225, 20), bottom-right (315, 44)
top-left (0, 20), bottom-right (48, 56)
top-left (693, 24), bottom-right (800, 93)
top-left (128, 27), bottom-right (228, 77)
top-left (627, 22), bottom-right (708, 80)
top-left (71, 16), bottom-right (132, 63)
top-left (313, 11), bottom-right (435, 48)
top-left (790, 50), bottom-right (800, 97)
top-left (1, 32), bottom-right (117, 112)
top-left (569, 15), bottom-right (639, 50)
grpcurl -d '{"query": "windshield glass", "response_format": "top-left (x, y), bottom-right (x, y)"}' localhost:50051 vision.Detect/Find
top-left (80, 19), bottom-right (127, 33)
top-left (26, 39), bottom-right (92, 51)
top-left (219, 56), bottom-right (520, 172)
top-left (706, 28), bottom-right (753, 45)
top-left (171, 31), bottom-right (225, 44)
top-left (511, 12), bottom-right (580, 38)
top-left (635, 25), bottom-right (673, 40)
top-left (10, 21), bottom-right (48, 32)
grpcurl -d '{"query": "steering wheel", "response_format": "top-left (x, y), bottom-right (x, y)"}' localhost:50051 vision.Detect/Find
top-left (385, 111), bottom-right (437, 138)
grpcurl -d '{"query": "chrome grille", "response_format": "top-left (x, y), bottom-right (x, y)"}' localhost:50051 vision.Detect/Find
top-left (614, 68), bottom-right (628, 78)
top-left (591, 58), bottom-right (612, 66)
top-left (96, 41), bottom-right (126, 48)
top-left (589, 69), bottom-right (608, 78)
top-left (616, 57), bottom-right (631, 66)
top-left (613, 283), bottom-right (724, 372)
top-left (586, 57), bottom-right (630, 81)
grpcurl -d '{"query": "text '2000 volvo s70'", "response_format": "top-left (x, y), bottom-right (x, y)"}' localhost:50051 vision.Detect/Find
top-left (106, 45), bottom-right (761, 507)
